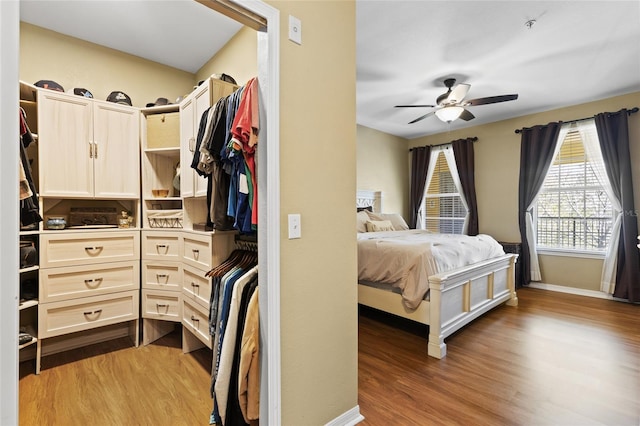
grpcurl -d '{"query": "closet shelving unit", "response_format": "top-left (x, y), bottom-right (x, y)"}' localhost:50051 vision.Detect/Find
top-left (26, 83), bottom-right (142, 374)
top-left (141, 76), bottom-right (238, 353)
top-left (18, 82), bottom-right (40, 365)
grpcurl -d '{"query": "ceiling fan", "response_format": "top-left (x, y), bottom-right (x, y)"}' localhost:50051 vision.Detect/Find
top-left (395, 78), bottom-right (519, 124)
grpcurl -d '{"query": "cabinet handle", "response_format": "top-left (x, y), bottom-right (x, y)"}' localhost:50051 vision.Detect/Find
top-left (192, 249), bottom-right (199, 260)
top-left (84, 278), bottom-right (103, 287)
top-left (191, 282), bottom-right (199, 288)
top-left (156, 303), bottom-right (168, 308)
top-left (83, 309), bottom-right (102, 316)
top-left (94, 142), bottom-right (98, 158)
top-left (84, 246), bottom-right (104, 253)
top-left (89, 141), bottom-right (94, 158)
top-left (191, 316), bottom-right (199, 323)
top-left (156, 244), bottom-right (169, 254)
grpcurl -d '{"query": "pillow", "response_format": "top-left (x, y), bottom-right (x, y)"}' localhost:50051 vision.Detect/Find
top-left (356, 210), bottom-right (370, 233)
top-left (366, 211), bottom-right (409, 231)
top-left (365, 220), bottom-right (395, 232)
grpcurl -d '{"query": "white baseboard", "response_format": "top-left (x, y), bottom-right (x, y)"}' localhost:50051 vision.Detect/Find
top-left (325, 405), bottom-right (364, 426)
top-left (527, 282), bottom-right (615, 300)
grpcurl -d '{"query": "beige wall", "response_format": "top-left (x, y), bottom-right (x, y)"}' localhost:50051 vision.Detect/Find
top-left (20, 22), bottom-right (195, 107)
top-left (357, 124), bottom-right (409, 218)
top-left (196, 27), bottom-right (257, 87)
top-left (267, 1), bottom-right (359, 424)
top-left (404, 92), bottom-right (640, 292)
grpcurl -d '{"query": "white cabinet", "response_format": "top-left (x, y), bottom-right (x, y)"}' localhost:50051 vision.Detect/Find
top-left (37, 90), bottom-right (140, 199)
top-left (179, 78), bottom-right (237, 198)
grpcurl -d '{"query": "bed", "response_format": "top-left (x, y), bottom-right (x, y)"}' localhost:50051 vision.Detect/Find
top-left (356, 190), bottom-right (518, 358)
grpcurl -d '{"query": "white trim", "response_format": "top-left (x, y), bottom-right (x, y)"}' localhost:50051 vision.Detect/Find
top-left (237, 0), bottom-right (282, 424)
top-left (0, 1), bottom-right (20, 424)
top-left (527, 282), bottom-right (615, 300)
top-left (324, 406), bottom-right (365, 426)
top-left (537, 248), bottom-right (606, 260)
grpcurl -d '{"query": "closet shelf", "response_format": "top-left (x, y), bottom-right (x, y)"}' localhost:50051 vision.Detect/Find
top-left (19, 265), bottom-right (39, 274)
top-left (19, 299), bottom-right (39, 311)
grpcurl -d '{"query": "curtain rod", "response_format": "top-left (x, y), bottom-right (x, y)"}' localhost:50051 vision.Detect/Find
top-left (514, 107), bottom-right (639, 134)
top-left (409, 136), bottom-right (478, 152)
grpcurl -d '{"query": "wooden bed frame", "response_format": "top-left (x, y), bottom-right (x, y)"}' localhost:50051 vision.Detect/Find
top-left (357, 190), bottom-right (518, 358)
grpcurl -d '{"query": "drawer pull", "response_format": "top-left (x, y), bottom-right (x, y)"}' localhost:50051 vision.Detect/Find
top-left (191, 316), bottom-right (199, 323)
top-left (156, 303), bottom-right (169, 309)
top-left (83, 309), bottom-right (103, 317)
top-left (84, 246), bottom-right (104, 254)
top-left (83, 278), bottom-right (103, 288)
top-left (192, 249), bottom-right (200, 260)
top-left (156, 273), bottom-right (169, 284)
top-left (191, 282), bottom-right (200, 288)
top-left (156, 244), bottom-right (169, 254)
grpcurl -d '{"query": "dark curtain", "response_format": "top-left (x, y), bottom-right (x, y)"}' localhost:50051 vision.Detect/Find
top-left (452, 138), bottom-right (479, 235)
top-left (409, 146), bottom-right (431, 228)
top-left (595, 109), bottom-right (640, 302)
top-left (518, 123), bottom-right (561, 285)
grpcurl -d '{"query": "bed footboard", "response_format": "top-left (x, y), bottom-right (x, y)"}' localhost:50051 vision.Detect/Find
top-left (427, 254), bottom-right (518, 358)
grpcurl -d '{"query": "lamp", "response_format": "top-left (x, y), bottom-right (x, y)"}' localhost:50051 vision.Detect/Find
top-left (435, 106), bottom-right (464, 123)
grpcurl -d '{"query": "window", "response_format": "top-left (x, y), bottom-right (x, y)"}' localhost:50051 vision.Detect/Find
top-left (535, 127), bottom-right (613, 252)
top-left (422, 150), bottom-right (467, 234)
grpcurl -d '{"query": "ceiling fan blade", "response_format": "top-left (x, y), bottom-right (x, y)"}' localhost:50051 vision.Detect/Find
top-left (447, 83), bottom-right (470, 104)
top-left (466, 94), bottom-right (518, 106)
top-left (408, 111), bottom-right (436, 124)
top-left (395, 104), bottom-right (435, 108)
top-left (459, 109), bottom-right (475, 121)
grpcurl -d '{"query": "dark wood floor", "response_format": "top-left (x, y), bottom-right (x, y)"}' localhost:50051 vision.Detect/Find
top-left (19, 288), bottom-right (639, 425)
top-left (358, 288), bottom-right (640, 426)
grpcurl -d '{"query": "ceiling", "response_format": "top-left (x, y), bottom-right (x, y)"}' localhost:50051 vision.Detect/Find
top-left (20, 1), bottom-right (640, 140)
top-left (20, 0), bottom-right (243, 74)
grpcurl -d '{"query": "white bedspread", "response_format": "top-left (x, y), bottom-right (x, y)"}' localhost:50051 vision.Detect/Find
top-left (357, 230), bottom-right (505, 309)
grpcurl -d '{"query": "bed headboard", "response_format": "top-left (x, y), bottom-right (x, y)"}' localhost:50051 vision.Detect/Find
top-left (356, 190), bottom-right (382, 213)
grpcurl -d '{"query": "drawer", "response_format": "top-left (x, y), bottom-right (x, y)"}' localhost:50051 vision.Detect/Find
top-left (182, 299), bottom-right (211, 349)
top-left (182, 234), bottom-right (212, 270)
top-left (142, 289), bottom-right (181, 321)
top-left (39, 260), bottom-right (139, 303)
top-left (142, 261), bottom-right (182, 291)
top-left (41, 231), bottom-right (139, 268)
top-left (182, 264), bottom-right (211, 309)
top-left (141, 231), bottom-right (181, 261)
top-left (38, 290), bottom-right (139, 339)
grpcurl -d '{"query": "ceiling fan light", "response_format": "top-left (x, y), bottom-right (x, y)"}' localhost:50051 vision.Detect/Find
top-left (435, 106), bottom-right (464, 122)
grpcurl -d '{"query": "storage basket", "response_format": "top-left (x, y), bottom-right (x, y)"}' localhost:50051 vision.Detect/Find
top-left (146, 112), bottom-right (180, 149)
top-left (147, 210), bottom-right (183, 228)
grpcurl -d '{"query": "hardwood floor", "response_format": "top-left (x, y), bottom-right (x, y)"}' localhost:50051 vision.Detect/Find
top-left (358, 288), bottom-right (640, 426)
top-left (19, 329), bottom-right (214, 426)
top-left (19, 288), bottom-right (639, 425)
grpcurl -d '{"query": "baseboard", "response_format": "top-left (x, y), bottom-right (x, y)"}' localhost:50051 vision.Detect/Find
top-left (325, 405), bottom-right (364, 426)
top-left (527, 282), bottom-right (615, 300)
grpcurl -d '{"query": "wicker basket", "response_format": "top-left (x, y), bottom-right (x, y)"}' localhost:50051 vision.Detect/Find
top-left (147, 210), bottom-right (183, 228)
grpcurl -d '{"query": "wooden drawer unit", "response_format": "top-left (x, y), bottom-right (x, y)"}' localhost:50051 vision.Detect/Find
top-left (182, 233), bottom-right (212, 270)
top-left (141, 231), bottom-right (181, 261)
top-left (40, 231), bottom-right (140, 268)
top-left (182, 298), bottom-right (212, 349)
top-left (38, 290), bottom-right (139, 339)
top-left (182, 263), bottom-right (212, 309)
top-left (142, 289), bottom-right (181, 321)
top-left (142, 261), bottom-right (182, 292)
top-left (39, 260), bottom-right (139, 303)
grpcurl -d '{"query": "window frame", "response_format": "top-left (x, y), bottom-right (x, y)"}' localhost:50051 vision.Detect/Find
top-left (533, 126), bottom-right (613, 258)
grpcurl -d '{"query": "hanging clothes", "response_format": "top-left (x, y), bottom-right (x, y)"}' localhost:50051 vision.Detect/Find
top-left (238, 287), bottom-right (259, 424)
top-left (19, 108), bottom-right (42, 228)
top-left (207, 248), bottom-right (258, 426)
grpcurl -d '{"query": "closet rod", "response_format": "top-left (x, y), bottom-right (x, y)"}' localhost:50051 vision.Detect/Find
top-left (196, 0), bottom-right (267, 31)
top-left (514, 107), bottom-right (639, 134)
top-left (409, 136), bottom-right (478, 152)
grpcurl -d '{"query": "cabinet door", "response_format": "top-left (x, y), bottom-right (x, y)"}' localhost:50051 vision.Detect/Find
top-left (179, 97), bottom-right (196, 198)
top-left (93, 102), bottom-right (140, 198)
top-left (38, 91), bottom-right (94, 198)
top-left (193, 84), bottom-right (212, 198)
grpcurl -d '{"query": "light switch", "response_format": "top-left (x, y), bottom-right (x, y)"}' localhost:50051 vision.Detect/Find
top-left (288, 214), bottom-right (301, 239)
top-left (288, 15), bottom-right (302, 45)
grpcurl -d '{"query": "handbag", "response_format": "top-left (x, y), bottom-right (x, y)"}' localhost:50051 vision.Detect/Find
top-left (20, 240), bottom-right (37, 268)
